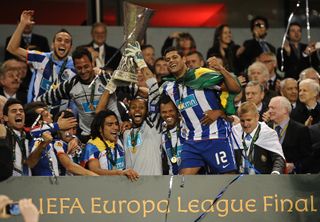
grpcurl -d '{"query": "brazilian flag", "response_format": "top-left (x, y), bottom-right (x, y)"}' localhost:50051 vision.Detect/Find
top-left (165, 67), bottom-right (238, 115)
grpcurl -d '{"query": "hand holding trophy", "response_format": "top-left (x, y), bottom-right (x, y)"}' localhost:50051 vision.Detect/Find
top-left (125, 41), bottom-right (147, 69)
top-left (111, 2), bottom-right (153, 86)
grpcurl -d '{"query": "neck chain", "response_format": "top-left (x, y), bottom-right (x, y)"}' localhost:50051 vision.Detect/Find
top-left (101, 138), bottom-right (117, 168)
top-left (166, 123), bottom-right (180, 164)
top-left (241, 124), bottom-right (261, 162)
top-left (80, 81), bottom-right (96, 111)
top-left (176, 77), bottom-right (186, 111)
top-left (48, 55), bottom-right (68, 90)
top-left (130, 127), bottom-right (141, 154)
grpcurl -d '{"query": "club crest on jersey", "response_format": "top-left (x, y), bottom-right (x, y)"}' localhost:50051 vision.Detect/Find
top-left (61, 70), bottom-right (70, 81)
top-left (175, 94), bottom-right (198, 111)
top-left (40, 78), bottom-right (52, 90)
top-left (97, 83), bottom-right (105, 93)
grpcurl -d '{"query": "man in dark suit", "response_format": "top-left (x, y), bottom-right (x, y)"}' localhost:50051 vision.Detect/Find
top-left (257, 52), bottom-right (282, 94)
top-left (83, 22), bottom-right (122, 71)
top-left (247, 61), bottom-right (278, 107)
top-left (268, 96), bottom-right (313, 173)
top-left (280, 78), bottom-right (298, 109)
top-left (232, 101), bottom-right (285, 174)
top-left (291, 79), bottom-right (320, 125)
top-left (238, 16), bottom-right (276, 72)
top-left (4, 20), bottom-right (50, 60)
top-left (0, 59), bottom-right (27, 105)
top-left (276, 23), bottom-right (311, 80)
top-left (244, 81), bottom-right (268, 121)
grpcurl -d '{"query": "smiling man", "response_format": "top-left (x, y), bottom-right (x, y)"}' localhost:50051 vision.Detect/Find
top-left (232, 101), bottom-right (285, 174)
top-left (81, 110), bottom-right (139, 181)
top-left (162, 47), bottom-right (241, 175)
top-left (2, 99), bottom-right (51, 177)
top-left (159, 94), bottom-right (184, 175)
top-left (38, 47), bottom-right (121, 143)
top-left (123, 97), bottom-right (163, 175)
top-left (6, 10), bottom-right (76, 115)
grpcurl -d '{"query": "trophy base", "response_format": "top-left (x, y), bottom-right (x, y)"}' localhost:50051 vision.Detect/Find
top-left (113, 70), bottom-right (137, 85)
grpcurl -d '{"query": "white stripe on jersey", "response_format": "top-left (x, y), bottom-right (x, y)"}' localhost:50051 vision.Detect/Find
top-left (33, 56), bottom-right (50, 99)
top-left (194, 89), bottom-right (219, 139)
top-left (163, 81), bottom-right (229, 141)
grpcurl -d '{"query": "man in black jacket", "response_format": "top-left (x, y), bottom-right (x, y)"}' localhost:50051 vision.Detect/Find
top-left (291, 79), bottom-right (320, 125)
top-left (0, 59), bottom-right (27, 105)
top-left (83, 22), bottom-right (121, 71)
top-left (276, 22), bottom-right (312, 80)
top-left (268, 96), bottom-right (314, 173)
top-left (238, 16), bottom-right (276, 72)
top-left (232, 101), bottom-right (285, 174)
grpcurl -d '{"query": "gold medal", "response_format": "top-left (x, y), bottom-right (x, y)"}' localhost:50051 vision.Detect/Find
top-left (171, 156), bottom-right (177, 163)
top-left (132, 146), bottom-right (137, 154)
top-left (89, 103), bottom-right (95, 111)
top-left (51, 83), bottom-right (59, 90)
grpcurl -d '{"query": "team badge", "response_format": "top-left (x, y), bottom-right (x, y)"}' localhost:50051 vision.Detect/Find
top-left (261, 154), bottom-right (267, 162)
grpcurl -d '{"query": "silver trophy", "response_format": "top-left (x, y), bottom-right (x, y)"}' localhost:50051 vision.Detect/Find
top-left (112, 2), bottom-right (154, 85)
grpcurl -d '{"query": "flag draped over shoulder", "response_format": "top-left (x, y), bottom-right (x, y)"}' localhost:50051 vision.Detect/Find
top-left (174, 68), bottom-right (238, 115)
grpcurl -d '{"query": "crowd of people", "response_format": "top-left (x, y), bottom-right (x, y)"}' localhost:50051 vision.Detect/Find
top-left (0, 10), bottom-right (320, 182)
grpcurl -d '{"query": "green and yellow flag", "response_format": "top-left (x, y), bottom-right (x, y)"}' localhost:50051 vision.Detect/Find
top-left (166, 67), bottom-right (238, 115)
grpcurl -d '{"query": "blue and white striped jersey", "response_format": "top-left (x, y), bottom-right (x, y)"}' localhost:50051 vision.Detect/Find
top-left (27, 51), bottom-right (76, 102)
top-left (163, 81), bottom-right (231, 141)
top-left (38, 74), bottom-right (120, 136)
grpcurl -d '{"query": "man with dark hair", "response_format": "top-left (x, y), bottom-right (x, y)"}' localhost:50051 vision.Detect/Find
top-left (160, 46), bottom-right (240, 175)
top-left (81, 110), bottom-right (138, 180)
top-left (38, 47), bottom-right (122, 143)
top-left (6, 10), bottom-right (76, 113)
top-left (2, 99), bottom-right (51, 177)
top-left (83, 22), bottom-right (122, 70)
top-left (245, 81), bottom-right (268, 121)
top-left (159, 94), bottom-right (184, 175)
top-left (238, 16), bottom-right (276, 72)
top-left (154, 57), bottom-right (170, 84)
top-left (276, 22), bottom-right (313, 80)
top-left (185, 51), bottom-right (205, 69)
top-left (161, 32), bottom-right (197, 56)
top-left (141, 44), bottom-right (155, 68)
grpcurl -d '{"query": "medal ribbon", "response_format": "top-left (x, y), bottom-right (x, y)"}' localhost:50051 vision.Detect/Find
top-left (130, 127), bottom-right (140, 150)
top-left (101, 139), bottom-right (117, 168)
top-left (241, 124), bottom-right (261, 174)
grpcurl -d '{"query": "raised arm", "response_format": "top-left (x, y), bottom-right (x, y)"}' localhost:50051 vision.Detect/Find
top-left (125, 41), bottom-right (160, 122)
top-left (6, 10), bottom-right (35, 60)
top-left (26, 131), bottom-right (52, 168)
top-left (207, 56), bottom-right (241, 93)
